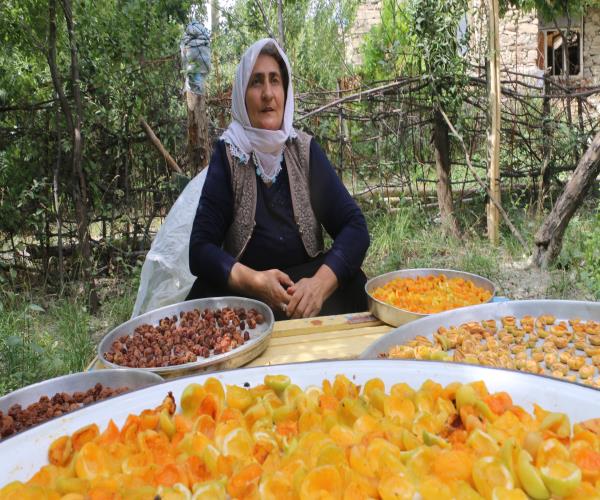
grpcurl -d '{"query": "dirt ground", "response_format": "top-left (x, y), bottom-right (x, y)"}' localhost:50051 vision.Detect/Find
top-left (495, 258), bottom-right (593, 301)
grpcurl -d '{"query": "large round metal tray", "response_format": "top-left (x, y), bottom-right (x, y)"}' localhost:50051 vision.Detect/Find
top-left (360, 299), bottom-right (600, 384)
top-left (98, 297), bottom-right (274, 377)
top-left (365, 268), bottom-right (496, 326)
top-left (2, 359), bottom-right (600, 483)
top-left (0, 369), bottom-right (162, 436)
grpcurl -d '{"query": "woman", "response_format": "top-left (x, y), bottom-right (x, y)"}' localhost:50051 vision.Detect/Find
top-left (188, 38), bottom-right (369, 319)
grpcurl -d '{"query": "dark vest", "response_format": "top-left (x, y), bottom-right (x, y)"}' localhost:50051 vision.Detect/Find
top-left (223, 130), bottom-right (324, 260)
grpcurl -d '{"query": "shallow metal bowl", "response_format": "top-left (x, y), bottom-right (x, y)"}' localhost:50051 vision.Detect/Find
top-left (98, 296), bottom-right (274, 377)
top-left (360, 299), bottom-right (600, 386)
top-left (0, 369), bottom-right (162, 418)
top-left (2, 359), bottom-right (600, 482)
top-left (365, 268), bottom-right (496, 326)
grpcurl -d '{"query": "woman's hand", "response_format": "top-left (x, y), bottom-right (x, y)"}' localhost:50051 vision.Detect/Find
top-left (229, 263), bottom-right (293, 309)
top-left (286, 265), bottom-right (338, 319)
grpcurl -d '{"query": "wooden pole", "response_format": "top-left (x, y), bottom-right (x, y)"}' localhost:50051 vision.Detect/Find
top-left (139, 117), bottom-right (183, 174)
top-left (487, 0), bottom-right (501, 245)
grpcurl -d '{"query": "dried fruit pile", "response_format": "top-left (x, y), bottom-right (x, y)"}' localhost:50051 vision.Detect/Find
top-left (371, 274), bottom-right (492, 314)
top-left (104, 307), bottom-right (265, 368)
top-left (386, 315), bottom-right (600, 387)
top-left (3, 374), bottom-right (600, 499)
top-left (0, 383), bottom-right (129, 440)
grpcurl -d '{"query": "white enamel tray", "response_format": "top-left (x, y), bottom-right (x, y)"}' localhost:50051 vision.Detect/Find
top-left (2, 359), bottom-right (600, 484)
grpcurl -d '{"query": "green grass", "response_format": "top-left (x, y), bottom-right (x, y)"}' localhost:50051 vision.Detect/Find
top-left (0, 270), bottom-right (140, 397)
top-left (364, 206), bottom-right (501, 284)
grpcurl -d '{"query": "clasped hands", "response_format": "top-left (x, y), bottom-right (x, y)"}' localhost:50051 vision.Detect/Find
top-left (229, 263), bottom-right (338, 319)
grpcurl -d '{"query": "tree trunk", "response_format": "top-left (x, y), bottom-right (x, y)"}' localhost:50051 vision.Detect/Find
top-left (53, 101), bottom-right (64, 288)
top-left (186, 92), bottom-right (210, 174)
top-left (62, 0), bottom-right (98, 310)
top-left (537, 75), bottom-right (552, 216)
top-left (277, 0), bottom-right (285, 50)
top-left (433, 109), bottom-right (460, 238)
top-left (533, 129), bottom-right (600, 268)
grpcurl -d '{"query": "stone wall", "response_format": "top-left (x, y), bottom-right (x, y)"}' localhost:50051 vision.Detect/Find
top-left (584, 8), bottom-right (600, 86)
top-left (497, 7), bottom-right (540, 77)
top-left (346, 0), bottom-right (382, 66)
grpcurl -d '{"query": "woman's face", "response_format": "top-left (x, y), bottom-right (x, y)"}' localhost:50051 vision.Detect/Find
top-left (245, 54), bottom-right (285, 130)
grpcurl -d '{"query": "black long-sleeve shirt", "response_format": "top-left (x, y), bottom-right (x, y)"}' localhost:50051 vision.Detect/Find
top-left (189, 138), bottom-right (369, 287)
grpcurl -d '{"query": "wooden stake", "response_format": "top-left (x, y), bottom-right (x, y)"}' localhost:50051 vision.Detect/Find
top-left (487, 0), bottom-right (501, 245)
top-left (139, 117), bottom-right (183, 174)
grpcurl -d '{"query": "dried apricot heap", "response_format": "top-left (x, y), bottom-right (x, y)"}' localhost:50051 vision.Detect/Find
top-left (371, 274), bottom-right (492, 314)
top-left (2, 375), bottom-right (600, 499)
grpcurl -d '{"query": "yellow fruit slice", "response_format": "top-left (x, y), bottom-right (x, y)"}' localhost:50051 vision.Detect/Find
top-left (299, 464), bottom-right (342, 500)
top-left (378, 475), bottom-right (415, 500)
top-left (259, 472), bottom-right (294, 500)
top-left (191, 479), bottom-right (226, 499)
top-left (516, 449), bottom-right (550, 499)
top-left (265, 374), bottom-right (291, 394)
top-left (491, 487), bottom-right (528, 500)
top-left (540, 460), bottom-right (582, 497)
top-left (472, 456), bottom-right (514, 499)
top-left (180, 383), bottom-right (206, 416)
top-left (467, 428), bottom-right (500, 456)
top-left (535, 438), bottom-right (570, 468)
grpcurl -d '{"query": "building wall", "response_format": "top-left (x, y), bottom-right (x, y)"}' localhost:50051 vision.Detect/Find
top-left (497, 7), bottom-right (540, 77)
top-left (347, 2), bottom-right (600, 88)
top-left (346, 0), bottom-right (383, 66)
top-left (584, 8), bottom-right (600, 85)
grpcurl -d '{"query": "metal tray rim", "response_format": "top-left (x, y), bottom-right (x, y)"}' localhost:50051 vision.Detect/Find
top-left (97, 296), bottom-right (275, 375)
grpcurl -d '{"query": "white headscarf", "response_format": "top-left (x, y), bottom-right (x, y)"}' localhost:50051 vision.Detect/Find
top-left (221, 38), bottom-right (296, 183)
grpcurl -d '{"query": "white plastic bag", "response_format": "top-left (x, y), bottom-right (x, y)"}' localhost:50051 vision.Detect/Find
top-left (131, 168), bottom-right (207, 318)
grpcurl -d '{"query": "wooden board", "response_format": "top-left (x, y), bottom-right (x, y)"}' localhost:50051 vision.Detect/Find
top-left (87, 312), bottom-right (392, 374)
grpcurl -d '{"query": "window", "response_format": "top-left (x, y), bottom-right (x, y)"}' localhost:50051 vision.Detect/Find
top-left (537, 16), bottom-right (583, 78)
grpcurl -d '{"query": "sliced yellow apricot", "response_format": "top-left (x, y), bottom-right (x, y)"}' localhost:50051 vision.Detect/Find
top-left (219, 426), bottom-right (253, 458)
top-left (418, 476), bottom-right (453, 500)
top-left (467, 428), bottom-right (500, 456)
top-left (299, 464), bottom-right (342, 500)
top-left (71, 424), bottom-right (100, 452)
top-left (453, 480), bottom-right (485, 499)
top-left (384, 395), bottom-right (415, 423)
top-left (259, 472), bottom-right (294, 500)
top-left (180, 383), bottom-right (206, 416)
top-left (535, 438), bottom-right (570, 467)
top-left (378, 475), bottom-right (415, 500)
top-left (363, 377), bottom-right (385, 399)
top-left (432, 449), bottom-right (474, 482)
top-left (540, 460), bottom-right (582, 497)
top-left (516, 449), bottom-right (550, 499)
top-left (191, 479), bottom-right (226, 499)
top-left (472, 456), bottom-right (514, 499)
top-left (225, 385), bottom-right (255, 412)
top-left (456, 384), bottom-right (479, 410)
top-left (265, 374), bottom-right (291, 394)
top-left (491, 487), bottom-right (528, 500)
top-left (75, 442), bottom-right (112, 480)
top-left (540, 412), bottom-right (571, 439)
top-left (48, 435), bottom-right (73, 467)
top-left (55, 477), bottom-right (90, 495)
top-left (159, 409), bottom-right (176, 439)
